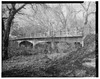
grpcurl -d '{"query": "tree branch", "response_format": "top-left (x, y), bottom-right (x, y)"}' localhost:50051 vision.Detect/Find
top-left (88, 11), bottom-right (95, 16)
top-left (80, 3), bottom-right (86, 11)
top-left (17, 11), bottom-right (25, 15)
top-left (84, 11), bottom-right (95, 25)
top-left (31, 4), bottom-right (38, 17)
top-left (87, 2), bottom-right (91, 11)
top-left (53, 5), bottom-right (66, 28)
top-left (6, 5), bottom-right (11, 11)
top-left (15, 4), bottom-right (26, 13)
top-left (12, 3), bottom-right (16, 10)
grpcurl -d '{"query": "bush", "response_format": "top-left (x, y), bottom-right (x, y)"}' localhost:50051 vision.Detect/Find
top-left (74, 42), bottom-right (82, 50)
top-left (57, 42), bottom-right (76, 53)
top-left (34, 42), bottom-right (52, 54)
top-left (83, 34), bottom-right (96, 53)
top-left (8, 46), bottom-right (34, 57)
top-left (83, 33), bottom-right (95, 47)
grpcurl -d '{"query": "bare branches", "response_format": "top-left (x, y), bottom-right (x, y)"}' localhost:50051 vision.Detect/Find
top-left (73, 10), bottom-right (82, 18)
top-left (12, 3), bottom-right (16, 10)
top-left (81, 2), bottom-right (91, 12)
top-left (59, 4), bottom-right (67, 22)
top-left (30, 4), bottom-right (38, 17)
top-left (40, 4), bottom-right (50, 9)
top-left (31, 4), bottom-right (37, 11)
top-left (87, 2), bottom-right (91, 11)
top-left (81, 3), bottom-right (86, 11)
top-left (17, 12), bottom-right (25, 15)
top-left (52, 4), bottom-right (67, 29)
top-left (88, 11), bottom-right (95, 17)
top-left (15, 4), bottom-right (26, 13)
top-left (80, 2), bottom-right (95, 25)
top-left (6, 5), bottom-right (11, 11)
top-left (84, 11), bottom-right (95, 24)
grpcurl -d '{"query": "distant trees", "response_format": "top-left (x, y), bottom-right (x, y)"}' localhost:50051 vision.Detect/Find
top-left (80, 2), bottom-right (96, 35)
top-left (51, 2), bottom-right (96, 36)
top-left (11, 27), bottom-right (26, 38)
top-left (11, 2), bottom-right (95, 38)
top-left (26, 4), bottom-right (61, 37)
top-left (81, 2), bottom-right (95, 25)
top-left (52, 4), bottom-right (69, 35)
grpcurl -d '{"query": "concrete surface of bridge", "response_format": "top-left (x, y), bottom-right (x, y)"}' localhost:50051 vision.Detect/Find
top-left (10, 36), bottom-right (84, 47)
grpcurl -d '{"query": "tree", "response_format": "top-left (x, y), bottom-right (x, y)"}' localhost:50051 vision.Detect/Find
top-left (30, 4), bottom-right (59, 37)
top-left (51, 4), bottom-right (67, 35)
top-left (80, 2), bottom-right (96, 35)
top-left (81, 2), bottom-right (95, 25)
top-left (2, 3), bottom-right (26, 60)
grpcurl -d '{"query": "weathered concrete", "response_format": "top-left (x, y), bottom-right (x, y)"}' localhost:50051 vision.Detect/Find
top-left (10, 36), bottom-right (84, 49)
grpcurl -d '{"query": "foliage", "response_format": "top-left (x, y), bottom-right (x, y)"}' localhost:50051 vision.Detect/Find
top-left (83, 33), bottom-right (95, 47)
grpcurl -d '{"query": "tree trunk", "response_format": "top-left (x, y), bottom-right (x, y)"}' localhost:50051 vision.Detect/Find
top-left (2, 18), bottom-right (5, 37)
top-left (2, 4), bottom-right (26, 60)
top-left (3, 15), bottom-right (14, 60)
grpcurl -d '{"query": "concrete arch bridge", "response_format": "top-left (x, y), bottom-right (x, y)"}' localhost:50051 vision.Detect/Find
top-left (10, 36), bottom-right (84, 49)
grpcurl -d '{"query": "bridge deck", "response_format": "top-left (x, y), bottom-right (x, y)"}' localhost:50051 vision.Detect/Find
top-left (10, 36), bottom-right (83, 43)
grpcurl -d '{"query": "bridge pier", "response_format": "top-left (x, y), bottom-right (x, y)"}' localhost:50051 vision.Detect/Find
top-left (50, 41), bottom-right (59, 53)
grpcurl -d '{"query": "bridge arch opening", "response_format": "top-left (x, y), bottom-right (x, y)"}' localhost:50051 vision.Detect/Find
top-left (19, 40), bottom-right (33, 49)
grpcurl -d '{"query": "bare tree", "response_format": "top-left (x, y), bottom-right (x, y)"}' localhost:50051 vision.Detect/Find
top-left (51, 4), bottom-right (79, 36)
top-left (80, 2), bottom-right (95, 25)
top-left (30, 4), bottom-right (57, 37)
top-left (2, 3), bottom-right (26, 60)
top-left (80, 2), bottom-right (96, 35)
